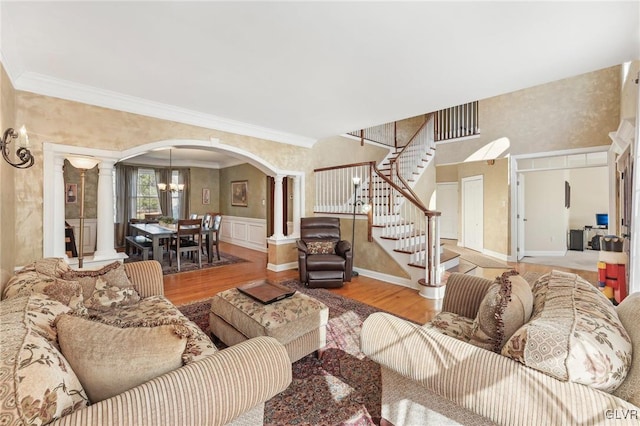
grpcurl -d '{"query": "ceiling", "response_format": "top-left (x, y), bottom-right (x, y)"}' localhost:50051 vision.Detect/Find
top-left (1, 1), bottom-right (639, 155)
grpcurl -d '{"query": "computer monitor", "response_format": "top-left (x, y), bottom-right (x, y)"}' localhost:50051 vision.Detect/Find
top-left (596, 213), bottom-right (608, 227)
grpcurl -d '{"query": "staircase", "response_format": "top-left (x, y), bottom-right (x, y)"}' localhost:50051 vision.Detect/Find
top-left (315, 115), bottom-right (451, 297)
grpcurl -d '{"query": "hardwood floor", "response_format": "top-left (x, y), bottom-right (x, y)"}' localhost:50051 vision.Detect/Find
top-left (163, 242), bottom-right (598, 325)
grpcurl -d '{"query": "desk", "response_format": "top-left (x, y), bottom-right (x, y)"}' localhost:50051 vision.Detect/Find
top-left (584, 226), bottom-right (608, 250)
top-left (130, 223), bottom-right (219, 264)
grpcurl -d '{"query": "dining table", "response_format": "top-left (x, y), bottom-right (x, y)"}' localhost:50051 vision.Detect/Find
top-left (129, 222), bottom-right (219, 264)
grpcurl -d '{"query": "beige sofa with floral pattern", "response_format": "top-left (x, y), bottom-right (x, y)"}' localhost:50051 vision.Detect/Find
top-left (0, 258), bottom-right (292, 426)
top-left (361, 271), bottom-right (640, 425)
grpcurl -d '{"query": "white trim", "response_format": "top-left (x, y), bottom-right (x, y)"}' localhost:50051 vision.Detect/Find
top-left (482, 248), bottom-right (509, 262)
top-left (433, 134), bottom-right (481, 145)
top-left (267, 261), bottom-right (298, 272)
top-left (355, 268), bottom-right (415, 289)
top-left (522, 250), bottom-right (567, 257)
top-left (419, 284), bottom-right (446, 300)
top-left (266, 236), bottom-right (297, 246)
top-left (510, 145), bottom-right (613, 263)
top-left (14, 72), bottom-right (317, 148)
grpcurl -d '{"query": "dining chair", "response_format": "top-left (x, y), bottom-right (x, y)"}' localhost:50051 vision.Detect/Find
top-left (207, 214), bottom-right (222, 261)
top-left (169, 218), bottom-right (202, 271)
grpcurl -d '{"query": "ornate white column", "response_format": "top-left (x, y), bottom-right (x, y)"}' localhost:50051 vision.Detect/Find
top-left (292, 175), bottom-right (301, 237)
top-left (93, 160), bottom-right (117, 260)
top-left (272, 174), bottom-right (285, 239)
top-left (52, 154), bottom-right (68, 258)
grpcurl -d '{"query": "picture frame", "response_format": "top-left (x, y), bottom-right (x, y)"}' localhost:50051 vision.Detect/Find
top-left (65, 183), bottom-right (77, 204)
top-left (231, 180), bottom-right (248, 207)
top-left (202, 188), bottom-right (210, 205)
top-left (565, 181), bottom-right (571, 209)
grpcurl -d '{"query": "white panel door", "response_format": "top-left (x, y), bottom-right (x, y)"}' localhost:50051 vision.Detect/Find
top-left (517, 174), bottom-right (526, 260)
top-left (436, 182), bottom-right (459, 240)
top-left (462, 176), bottom-right (483, 252)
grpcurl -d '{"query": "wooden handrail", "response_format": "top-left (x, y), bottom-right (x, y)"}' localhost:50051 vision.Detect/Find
top-left (314, 161), bottom-right (376, 173)
top-left (372, 163), bottom-right (440, 218)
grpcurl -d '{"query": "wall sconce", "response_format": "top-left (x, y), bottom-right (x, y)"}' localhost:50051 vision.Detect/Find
top-left (1, 126), bottom-right (34, 169)
top-left (66, 156), bottom-right (100, 268)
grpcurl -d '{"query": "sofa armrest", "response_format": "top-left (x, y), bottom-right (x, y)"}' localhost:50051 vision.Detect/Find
top-left (335, 240), bottom-right (351, 257)
top-left (361, 312), bottom-right (639, 425)
top-left (123, 260), bottom-right (164, 298)
top-left (441, 273), bottom-right (495, 319)
top-left (51, 336), bottom-right (292, 426)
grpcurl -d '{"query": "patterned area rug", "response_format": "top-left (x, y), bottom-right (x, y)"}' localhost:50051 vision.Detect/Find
top-left (125, 251), bottom-right (248, 275)
top-left (177, 280), bottom-right (385, 425)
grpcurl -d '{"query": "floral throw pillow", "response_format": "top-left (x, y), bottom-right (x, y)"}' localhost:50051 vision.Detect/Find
top-left (2, 272), bottom-right (87, 315)
top-left (501, 270), bottom-right (632, 392)
top-left (61, 261), bottom-right (134, 301)
top-left (84, 277), bottom-right (141, 312)
top-left (17, 257), bottom-right (70, 278)
top-left (0, 296), bottom-right (88, 425)
top-left (307, 241), bottom-right (336, 255)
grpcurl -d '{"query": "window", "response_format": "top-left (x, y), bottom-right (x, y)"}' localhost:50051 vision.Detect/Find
top-left (136, 168), bottom-right (161, 218)
top-left (169, 170), bottom-right (180, 218)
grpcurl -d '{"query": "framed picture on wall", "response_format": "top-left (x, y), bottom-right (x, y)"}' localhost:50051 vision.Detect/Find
top-left (202, 188), bottom-right (210, 205)
top-left (231, 180), bottom-right (248, 207)
top-left (65, 183), bottom-right (77, 204)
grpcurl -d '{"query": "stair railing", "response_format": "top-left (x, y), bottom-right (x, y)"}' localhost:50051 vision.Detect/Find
top-left (346, 123), bottom-right (397, 148)
top-left (314, 161), bottom-right (442, 287)
top-left (434, 101), bottom-right (479, 142)
top-left (389, 114), bottom-right (435, 201)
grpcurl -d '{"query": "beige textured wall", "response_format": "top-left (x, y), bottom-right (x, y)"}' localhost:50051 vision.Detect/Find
top-left (436, 66), bottom-right (621, 165)
top-left (1, 64), bottom-right (17, 288)
top-left (219, 163), bottom-right (267, 219)
top-left (13, 91), bottom-right (315, 265)
top-left (189, 167), bottom-right (220, 216)
top-left (436, 159), bottom-right (510, 255)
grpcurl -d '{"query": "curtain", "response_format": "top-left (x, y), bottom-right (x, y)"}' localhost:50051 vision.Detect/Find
top-left (114, 164), bottom-right (138, 247)
top-left (178, 168), bottom-right (190, 219)
top-left (155, 168), bottom-right (172, 217)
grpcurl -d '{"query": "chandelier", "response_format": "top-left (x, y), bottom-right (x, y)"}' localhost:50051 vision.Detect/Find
top-left (157, 148), bottom-right (184, 193)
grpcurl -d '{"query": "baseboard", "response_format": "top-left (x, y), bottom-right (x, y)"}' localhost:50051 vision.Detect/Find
top-left (482, 248), bottom-right (509, 261)
top-left (523, 250), bottom-right (567, 257)
top-left (354, 268), bottom-right (415, 289)
top-left (267, 261), bottom-right (297, 272)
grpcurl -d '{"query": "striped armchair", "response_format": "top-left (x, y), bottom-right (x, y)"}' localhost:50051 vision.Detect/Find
top-left (361, 273), bottom-right (640, 425)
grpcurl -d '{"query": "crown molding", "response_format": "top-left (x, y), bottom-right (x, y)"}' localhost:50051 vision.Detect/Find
top-left (13, 72), bottom-right (317, 148)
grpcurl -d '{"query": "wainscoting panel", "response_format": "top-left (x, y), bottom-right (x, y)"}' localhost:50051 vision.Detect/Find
top-left (220, 216), bottom-right (267, 252)
top-left (65, 218), bottom-right (97, 254)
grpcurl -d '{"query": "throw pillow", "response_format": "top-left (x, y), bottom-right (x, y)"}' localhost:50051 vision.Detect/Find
top-left (0, 296), bottom-right (88, 426)
top-left (25, 294), bottom-right (72, 346)
top-left (307, 241), bottom-right (336, 255)
top-left (2, 272), bottom-right (87, 314)
top-left (56, 314), bottom-right (187, 403)
top-left (84, 276), bottom-right (141, 312)
top-left (501, 270), bottom-right (632, 392)
top-left (61, 261), bottom-right (134, 301)
top-left (17, 257), bottom-right (70, 278)
top-left (468, 270), bottom-right (533, 353)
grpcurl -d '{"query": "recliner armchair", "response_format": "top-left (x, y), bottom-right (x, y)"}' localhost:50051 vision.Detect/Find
top-left (296, 217), bottom-right (352, 288)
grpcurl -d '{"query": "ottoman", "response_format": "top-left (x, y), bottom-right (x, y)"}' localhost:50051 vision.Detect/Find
top-left (209, 287), bottom-right (329, 362)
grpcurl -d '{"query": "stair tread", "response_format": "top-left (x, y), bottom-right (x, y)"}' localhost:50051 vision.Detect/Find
top-left (440, 249), bottom-right (461, 263)
top-left (446, 260), bottom-right (477, 274)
